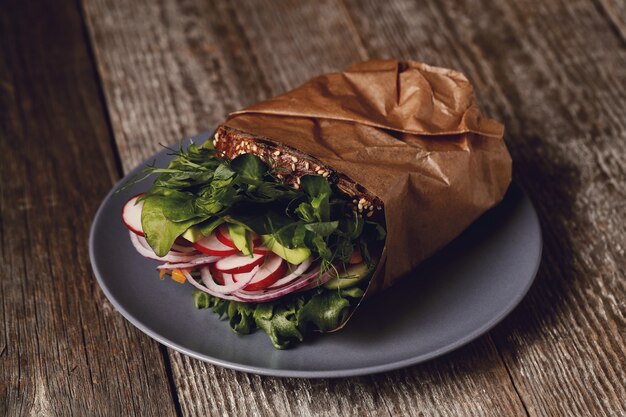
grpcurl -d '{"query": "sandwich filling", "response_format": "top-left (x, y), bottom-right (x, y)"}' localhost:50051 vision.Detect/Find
top-left (122, 136), bottom-right (386, 348)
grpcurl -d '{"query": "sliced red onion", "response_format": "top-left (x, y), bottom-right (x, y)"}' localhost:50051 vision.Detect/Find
top-left (232, 268), bottom-right (333, 303)
top-left (266, 257), bottom-right (313, 289)
top-left (156, 256), bottom-right (220, 270)
top-left (182, 270), bottom-right (239, 301)
top-left (188, 255), bottom-right (221, 264)
top-left (129, 232), bottom-right (198, 263)
top-left (200, 265), bottom-right (259, 294)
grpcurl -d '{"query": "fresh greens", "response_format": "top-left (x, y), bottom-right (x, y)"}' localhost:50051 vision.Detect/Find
top-left (125, 141), bottom-right (386, 348)
top-left (129, 143), bottom-right (385, 265)
top-left (192, 286), bottom-right (363, 349)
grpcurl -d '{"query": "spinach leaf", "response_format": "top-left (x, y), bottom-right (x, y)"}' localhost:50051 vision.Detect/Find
top-left (141, 195), bottom-right (205, 256)
top-left (231, 153), bottom-right (267, 180)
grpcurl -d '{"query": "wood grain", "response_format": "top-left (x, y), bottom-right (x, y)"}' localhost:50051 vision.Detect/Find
top-left (0, 1), bottom-right (177, 416)
top-left (81, 0), bottom-right (529, 415)
top-left (343, 0), bottom-right (626, 415)
top-left (80, 0), bottom-right (626, 415)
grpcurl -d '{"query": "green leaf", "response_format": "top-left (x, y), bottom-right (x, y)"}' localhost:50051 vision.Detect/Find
top-left (197, 217), bottom-right (225, 236)
top-left (147, 187), bottom-right (197, 222)
top-left (254, 302), bottom-right (303, 349)
top-left (295, 202), bottom-right (315, 222)
top-left (297, 291), bottom-right (351, 332)
top-left (231, 154), bottom-right (267, 180)
top-left (141, 195), bottom-right (205, 256)
top-left (300, 175), bottom-right (331, 222)
top-left (227, 223), bottom-right (253, 256)
top-left (311, 234), bottom-right (332, 260)
top-left (304, 221), bottom-right (338, 237)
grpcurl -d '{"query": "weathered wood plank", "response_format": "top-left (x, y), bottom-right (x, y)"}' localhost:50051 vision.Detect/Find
top-left (598, 0), bottom-right (626, 40)
top-left (81, 0), bottom-right (529, 415)
top-left (343, 0), bottom-right (626, 415)
top-left (0, 1), bottom-right (177, 416)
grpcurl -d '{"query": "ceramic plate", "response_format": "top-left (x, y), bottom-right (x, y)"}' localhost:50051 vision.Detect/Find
top-left (89, 131), bottom-right (542, 378)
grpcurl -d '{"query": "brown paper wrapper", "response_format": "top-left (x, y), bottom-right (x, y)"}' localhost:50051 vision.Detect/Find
top-left (222, 59), bottom-right (512, 302)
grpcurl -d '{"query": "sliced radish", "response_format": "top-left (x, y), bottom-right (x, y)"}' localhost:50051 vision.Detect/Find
top-left (253, 245), bottom-right (271, 255)
top-left (215, 253), bottom-right (265, 274)
top-left (237, 255), bottom-right (285, 291)
top-left (215, 225), bottom-right (237, 249)
top-left (217, 225), bottom-right (263, 250)
top-left (193, 234), bottom-right (238, 256)
top-left (182, 270), bottom-right (239, 301)
top-left (266, 257), bottom-right (313, 289)
top-left (122, 194), bottom-right (145, 236)
top-left (209, 264), bottom-right (225, 285)
top-left (129, 232), bottom-right (198, 263)
top-left (232, 269), bottom-right (333, 303)
top-left (200, 265), bottom-right (259, 294)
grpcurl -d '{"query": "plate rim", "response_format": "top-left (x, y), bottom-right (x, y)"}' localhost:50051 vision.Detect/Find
top-left (89, 137), bottom-right (542, 378)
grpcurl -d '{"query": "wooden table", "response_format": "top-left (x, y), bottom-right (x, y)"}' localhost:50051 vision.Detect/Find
top-left (2, 0), bottom-right (625, 415)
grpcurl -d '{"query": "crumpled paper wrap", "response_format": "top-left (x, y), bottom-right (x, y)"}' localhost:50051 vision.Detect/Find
top-left (222, 59), bottom-right (512, 296)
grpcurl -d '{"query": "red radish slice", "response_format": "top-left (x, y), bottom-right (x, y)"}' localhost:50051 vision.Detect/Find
top-left (122, 194), bottom-right (145, 236)
top-left (217, 225), bottom-right (263, 250)
top-left (216, 226), bottom-right (237, 249)
top-left (266, 257), bottom-right (313, 289)
top-left (193, 234), bottom-right (238, 256)
top-left (232, 269), bottom-right (333, 303)
top-left (200, 265), bottom-right (259, 294)
top-left (182, 270), bottom-right (239, 301)
top-left (209, 264), bottom-right (225, 285)
top-left (253, 246), bottom-right (271, 255)
top-left (228, 267), bottom-right (257, 283)
top-left (238, 255), bottom-right (285, 291)
top-left (129, 232), bottom-right (197, 263)
top-left (215, 253), bottom-right (265, 274)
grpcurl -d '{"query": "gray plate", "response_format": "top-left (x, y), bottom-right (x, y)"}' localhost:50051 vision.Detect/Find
top-left (89, 131), bottom-right (542, 378)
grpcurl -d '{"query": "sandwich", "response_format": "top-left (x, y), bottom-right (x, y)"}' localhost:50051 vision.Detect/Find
top-left (121, 59), bottom-right (511, 348)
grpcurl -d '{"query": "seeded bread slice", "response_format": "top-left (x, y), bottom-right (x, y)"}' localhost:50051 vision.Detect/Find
top-left (213, 125), bottom-right (383, 218)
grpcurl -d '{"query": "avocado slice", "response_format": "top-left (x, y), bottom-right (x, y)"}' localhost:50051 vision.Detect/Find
top-left (227, 223), bottom-right (253, 256)
top-left (181, 226), bottom-right (205, 243)
top-left (261, 235), bottom-right (311, 264)
top-left (324, 262), bottom-right (371, 289)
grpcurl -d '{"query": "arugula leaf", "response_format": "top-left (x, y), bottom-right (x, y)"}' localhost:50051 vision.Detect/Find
top-left (304, 221), bottom-right (338, 236)
top-left (300, 175), bottom-right (331, 222)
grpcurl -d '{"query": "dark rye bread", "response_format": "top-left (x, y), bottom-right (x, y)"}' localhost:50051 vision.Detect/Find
top-left (213, 125), bottom-right (384, 218)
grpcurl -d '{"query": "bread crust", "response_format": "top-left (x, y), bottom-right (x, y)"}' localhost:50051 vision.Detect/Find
top-left (213, 125), bottom-right (383, 217)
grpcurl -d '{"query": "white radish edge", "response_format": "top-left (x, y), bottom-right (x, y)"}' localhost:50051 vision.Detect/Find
top-left (129, 232), bottom-right (197, 263)
top-left (122, 195), bottom-right (144, 235)
top-left (200, 265), bottom-right (259, 294)
top-left (243, 255), bottom-right (285, 286)
top-left (265, 257), bottom-right (312, 289)
top-left (195, 233), bottom-right (237, 254)
top-left (232, 268), bottom-right (332, 303)
top-left (215, 253), bottom-right (265, 273)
